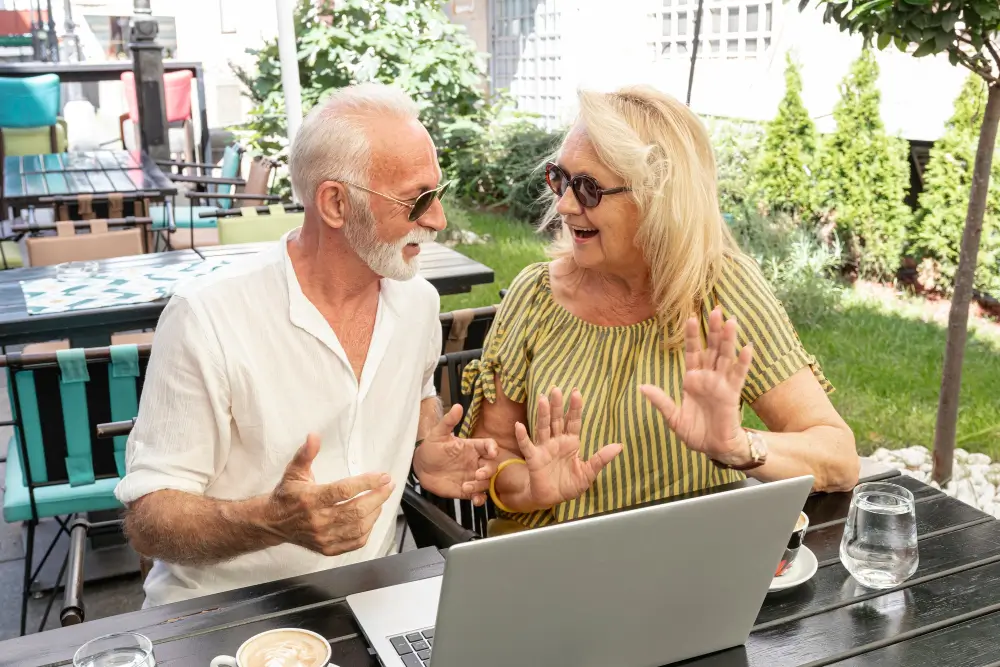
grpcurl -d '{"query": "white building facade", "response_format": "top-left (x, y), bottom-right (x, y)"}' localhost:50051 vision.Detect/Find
top-left (449, 0), bottom-right (968, 142)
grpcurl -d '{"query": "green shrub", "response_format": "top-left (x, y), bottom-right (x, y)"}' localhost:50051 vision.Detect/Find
top-left (232, 0), bottom-right (488, 175)
top-left (730, 213), bottom-right (844, 327)
top-left (754, 55), bottom-right (817, 220)
top-left (813, 49), bottom-right (912, 280)
top-left (913, 74), bottom-right (1000, 296)
top-left (706, 116), bottom-right (765, 220)
top-left (447, 100), bottom-right (564, 223)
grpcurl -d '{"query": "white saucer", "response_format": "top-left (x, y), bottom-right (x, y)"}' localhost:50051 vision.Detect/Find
top-left (768, 545), bottom-right (818, 592)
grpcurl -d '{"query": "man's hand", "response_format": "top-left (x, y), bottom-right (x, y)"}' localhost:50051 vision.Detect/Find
top-left (264, 434), bottom-right (396, 557)
top-left (413, 404), bottom-right (499, 506)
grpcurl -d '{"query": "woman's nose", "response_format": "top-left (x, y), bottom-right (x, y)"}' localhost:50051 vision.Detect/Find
top-left (555, 187), bottom-right (582, 216)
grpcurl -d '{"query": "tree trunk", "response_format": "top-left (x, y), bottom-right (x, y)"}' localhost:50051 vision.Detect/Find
top-left (932, 83), bottom-right (1000, 485)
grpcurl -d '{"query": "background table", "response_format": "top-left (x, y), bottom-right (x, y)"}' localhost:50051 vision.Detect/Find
top-left (0, 61), bottom-right (211, 164)
top-left (2, 471), bottom-right (996, 667)
top-left (0, 241), bottom-right (495, 348)
top-left (2, 150), bottom-right (177, 211)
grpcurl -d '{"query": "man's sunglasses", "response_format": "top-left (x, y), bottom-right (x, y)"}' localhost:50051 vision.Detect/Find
top-left (544, 162), bottom-right (630, 208)
top-left (341, 180), bottom-right (452, 222)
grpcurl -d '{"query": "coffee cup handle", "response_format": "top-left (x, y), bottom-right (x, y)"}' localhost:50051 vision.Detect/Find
top-left (210, 656), bottom-right (238, 667)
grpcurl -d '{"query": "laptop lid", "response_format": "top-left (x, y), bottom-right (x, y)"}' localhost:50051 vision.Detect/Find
top-left (429, 475), bottom-right (814, 667)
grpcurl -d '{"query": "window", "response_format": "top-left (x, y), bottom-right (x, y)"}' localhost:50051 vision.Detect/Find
top-left (653, 0), bottom-right (774, 61)
top-left (491, 0), bottom-right (561, 128)
top-left (219, 0), bottom-right (237, 34)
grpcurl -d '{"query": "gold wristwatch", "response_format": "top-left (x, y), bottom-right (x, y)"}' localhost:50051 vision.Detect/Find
top-left (712, 429), bottom-right (768, 471)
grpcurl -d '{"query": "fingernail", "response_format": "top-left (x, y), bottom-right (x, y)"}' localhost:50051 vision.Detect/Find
top-left (379, 474), bottom-right (391, 485)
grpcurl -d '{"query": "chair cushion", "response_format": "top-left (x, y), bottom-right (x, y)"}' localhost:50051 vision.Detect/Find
top-left (2, 119), bottom-right (68, 156)
top-left (218, 213), bottom-right (303, 244)
top-left (3, 436), bottom-right (122, 523)
top-left (149, 204), bottom-right (218, 230)
top-left (1, 240), bottom-right (23, 268)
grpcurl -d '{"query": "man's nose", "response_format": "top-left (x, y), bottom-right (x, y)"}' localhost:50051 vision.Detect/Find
top-left (418, 198), bottom-right (447, 232)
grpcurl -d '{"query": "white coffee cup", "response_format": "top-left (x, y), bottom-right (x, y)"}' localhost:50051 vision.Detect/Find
top-left (210, 627), bottom-right (332, 667)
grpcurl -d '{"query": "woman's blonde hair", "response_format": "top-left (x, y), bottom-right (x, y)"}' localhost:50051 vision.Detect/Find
top-left (546, 85), bottom-right (738, 346)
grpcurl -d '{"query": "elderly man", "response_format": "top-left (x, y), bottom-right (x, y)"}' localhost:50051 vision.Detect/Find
top-left (115, 83), bottom-right (498, 607)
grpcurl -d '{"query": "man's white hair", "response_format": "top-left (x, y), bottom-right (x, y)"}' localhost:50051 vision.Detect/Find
top-left (289, 82), bottom-right (420, 204)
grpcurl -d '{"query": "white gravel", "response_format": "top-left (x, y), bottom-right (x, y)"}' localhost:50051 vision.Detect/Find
top-left (867, 446), bottom-right (1000, 518)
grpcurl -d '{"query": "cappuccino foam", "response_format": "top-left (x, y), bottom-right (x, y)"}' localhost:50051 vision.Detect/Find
top-left (239, 630), bottom-right (328, 667)
top-left (794, 513), bottom-right (807, 532)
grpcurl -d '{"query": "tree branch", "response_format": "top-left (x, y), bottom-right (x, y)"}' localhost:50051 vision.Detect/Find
top-left (949, 45), bottom-right (1000, 85)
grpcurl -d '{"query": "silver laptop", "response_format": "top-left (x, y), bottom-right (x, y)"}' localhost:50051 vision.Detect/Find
top-left (348, 475), bottom-right (813, 667)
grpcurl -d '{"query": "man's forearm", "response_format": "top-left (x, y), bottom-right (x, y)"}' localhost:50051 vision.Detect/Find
top-left (124, 489), bottom-right (283, 566)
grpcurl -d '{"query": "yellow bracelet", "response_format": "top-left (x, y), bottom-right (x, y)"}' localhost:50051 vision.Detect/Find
top-left (489, 458), bottom-right (527, 514)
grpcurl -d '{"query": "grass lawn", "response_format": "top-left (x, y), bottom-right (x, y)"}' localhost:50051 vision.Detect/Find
top-left (440, 208), bottom-right (1000, 458)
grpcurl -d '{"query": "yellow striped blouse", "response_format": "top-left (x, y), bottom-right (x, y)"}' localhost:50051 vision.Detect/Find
top-left (460, 254), bottom-right (832, 530)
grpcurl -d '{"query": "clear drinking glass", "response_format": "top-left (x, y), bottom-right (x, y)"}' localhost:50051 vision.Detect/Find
top-left (839, 481), bottom-right (919, 589)
top-left (55, 260), bottom-right (100, 282)
top-left (73, 632), bottom-right (155, 667)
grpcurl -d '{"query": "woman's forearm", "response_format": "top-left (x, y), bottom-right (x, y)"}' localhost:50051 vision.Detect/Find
top-left (745, 424), bottom-right (859, 492)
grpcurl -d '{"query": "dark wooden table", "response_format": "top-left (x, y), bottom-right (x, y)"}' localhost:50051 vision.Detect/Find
top-left (2, 150), bottom-right (177, 211)
top-left (0, 241), bottom-right (495, 348)
top-left (2, 470), bottom-right (998, 667)
top-left (0, 60), bottom-right (211, 163)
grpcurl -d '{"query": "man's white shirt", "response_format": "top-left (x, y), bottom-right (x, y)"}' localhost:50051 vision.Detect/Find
top-left (115, 231), bottom-right (441, 607)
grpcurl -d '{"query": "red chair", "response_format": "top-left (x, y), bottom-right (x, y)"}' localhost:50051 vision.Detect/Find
top-left (118, 70), bottom-right (195, 162)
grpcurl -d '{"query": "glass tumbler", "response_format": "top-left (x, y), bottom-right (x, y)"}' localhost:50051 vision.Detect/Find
top-left (73, 632), bottom-right (155, 667)
top-left (840, 481), bottom-right (919, 589)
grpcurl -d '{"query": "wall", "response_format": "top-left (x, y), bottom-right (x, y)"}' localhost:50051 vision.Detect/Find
top-left (489, 0), bottom-right (967, 142)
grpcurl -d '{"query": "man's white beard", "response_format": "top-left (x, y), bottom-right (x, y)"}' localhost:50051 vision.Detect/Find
top-left (343, 200), bottom-right (436, 281)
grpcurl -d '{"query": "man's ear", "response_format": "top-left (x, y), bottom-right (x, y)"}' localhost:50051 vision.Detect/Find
top-left (315, 181), bottom-right (349, 230)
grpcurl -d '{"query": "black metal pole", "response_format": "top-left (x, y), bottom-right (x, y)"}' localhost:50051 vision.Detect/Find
top-left (44, 0), bottom-right (57, 62)
top-left (686, 0), bottom-right (706, 106)
top-left (128, 0), bottom-right (170, 161)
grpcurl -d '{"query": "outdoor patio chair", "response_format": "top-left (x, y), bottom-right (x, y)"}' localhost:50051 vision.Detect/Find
top-left (437, 306), bottom-right (497, 406)
top-left (0, 74), bottom-right (64, 158)
top-left (401, 348), bottom-right (497, 550)
top-left (160, 155), bottom-right (281, 250)
top-left (216, 203), bottom-right (304, 244)
top-left (119, 70), bottom-right (196, 164)
top-left (25, 219), bottom-right (145, 266)
top-left (1, 343), bottom-right (152, 635)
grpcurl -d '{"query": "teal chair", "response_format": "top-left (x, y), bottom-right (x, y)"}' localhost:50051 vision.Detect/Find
top-left (0, 74), bottom-right (62, 157)
top-left (2, 343), bottom-right (151, 635)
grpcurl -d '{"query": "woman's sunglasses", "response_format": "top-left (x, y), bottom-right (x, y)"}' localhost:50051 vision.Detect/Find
top-left (341, 180), bottom-right (452, 222)
top-left (545, 162), bottom-right (630, 208)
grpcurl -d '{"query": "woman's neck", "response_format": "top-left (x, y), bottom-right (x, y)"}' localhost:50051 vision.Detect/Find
top-left (551, 258), bottom-right (656, 326)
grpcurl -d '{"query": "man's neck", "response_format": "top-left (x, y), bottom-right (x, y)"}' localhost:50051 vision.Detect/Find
top-left (288, 219), bottom-right (381, 312)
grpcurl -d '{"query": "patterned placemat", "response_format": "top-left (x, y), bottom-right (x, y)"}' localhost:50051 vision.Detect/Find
top-left (20, 259), bottom-right (232, 315)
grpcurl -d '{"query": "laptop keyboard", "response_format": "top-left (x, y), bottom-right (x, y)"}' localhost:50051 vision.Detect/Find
top-left (389, 627), bottom-right (434, 666)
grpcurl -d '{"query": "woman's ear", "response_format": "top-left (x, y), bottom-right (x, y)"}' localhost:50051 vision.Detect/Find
top-left (315, 181), bottom-right (349, 230)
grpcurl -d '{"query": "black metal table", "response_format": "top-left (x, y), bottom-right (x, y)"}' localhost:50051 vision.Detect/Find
top-left (0, 60), bottom-right (211, 164)
top-left (0, 241), bottom-right (495, 348)
top-left (2, 471), bottom-right (998, 667)
top-left (2, 150), bottom-right (177, 213)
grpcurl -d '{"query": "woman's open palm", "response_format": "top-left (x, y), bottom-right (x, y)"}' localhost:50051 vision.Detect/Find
top-left (514, 387), bottom-right (622, 509)
top-left (641, 307), bottom-right (753, 464)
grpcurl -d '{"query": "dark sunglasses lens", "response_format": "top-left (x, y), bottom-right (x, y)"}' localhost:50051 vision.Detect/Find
top-left (546, 164), bottom-right (568, 196)
top-left (574, 176), bottom-right (601, 208)
top-left (409, 191), bottom-right (435, 222)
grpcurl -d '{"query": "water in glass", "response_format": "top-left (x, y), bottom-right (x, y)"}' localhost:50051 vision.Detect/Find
top-left (74, 632), bottom-right (155, 667)
top-left (840, 482), bottom-right (918, 589)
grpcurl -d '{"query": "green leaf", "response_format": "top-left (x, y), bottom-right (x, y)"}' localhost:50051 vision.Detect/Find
top-left (847, 0), bottom-right (891, 20)
top-left (948, 49), bottom-right (960, 66)
top-left (913, 38), bottom-right (939, 57)
top-left (901, 0), bottom-right (932, 4)
top-left (894, 35), bottom-right (909, 51)
top-left (934, 30), bottom-right (954, 51)
top-left (939, 12), bottom-right (958, 32)
top-left (877, 32), bottom-right (892, 50)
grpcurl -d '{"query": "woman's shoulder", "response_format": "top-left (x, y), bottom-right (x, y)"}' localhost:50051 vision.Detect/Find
top-left (712, 251), bottom-right (776, 303)
top-left (503, 261), bottom-right (553, 305)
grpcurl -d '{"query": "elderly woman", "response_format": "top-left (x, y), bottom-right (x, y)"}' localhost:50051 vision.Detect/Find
top-left (460, 85), bottom-right (859, 535)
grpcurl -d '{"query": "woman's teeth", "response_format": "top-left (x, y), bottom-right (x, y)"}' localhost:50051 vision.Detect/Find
top-left (572, 227), bottom-right (598, 239)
